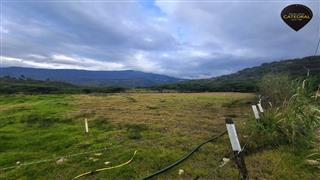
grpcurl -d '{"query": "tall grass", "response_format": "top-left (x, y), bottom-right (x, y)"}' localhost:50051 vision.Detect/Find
top-left (249, 74), bottom-right (320, 150)
top-left (258, 74), bottom-right (295, 106)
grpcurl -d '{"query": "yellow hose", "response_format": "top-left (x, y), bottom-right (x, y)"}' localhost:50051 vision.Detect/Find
top-left (73, 150), bottom-right (137, 179)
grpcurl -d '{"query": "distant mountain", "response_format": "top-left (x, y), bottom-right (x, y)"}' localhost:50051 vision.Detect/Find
top-left (0, 76), bottom-right (127, 94)
top-left (153, 56), bottom-right (320, 92)
top-left (0, 67), bottom-right (183, 87)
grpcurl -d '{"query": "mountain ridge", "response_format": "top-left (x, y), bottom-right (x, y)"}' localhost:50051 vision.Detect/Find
top-left (0, 67), bottom-right (183, 87)
top-left (152, 56), bottom-right (320, 92)
top-left (1, 56), bottom-right (319, 92)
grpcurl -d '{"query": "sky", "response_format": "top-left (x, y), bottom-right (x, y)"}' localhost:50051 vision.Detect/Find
top-left (1, 0), bottom-right (319, 79)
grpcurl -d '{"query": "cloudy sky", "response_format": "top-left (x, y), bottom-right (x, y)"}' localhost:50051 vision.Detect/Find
top-left (1, 0), bottom-right (319, 79)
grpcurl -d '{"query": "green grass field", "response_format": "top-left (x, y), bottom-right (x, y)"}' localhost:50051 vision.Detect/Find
top-left (0, 93), bottom-right (318, 179)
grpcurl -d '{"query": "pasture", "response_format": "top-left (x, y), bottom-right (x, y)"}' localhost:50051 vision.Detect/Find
top-left (0, 93), bottom-right (318, 179)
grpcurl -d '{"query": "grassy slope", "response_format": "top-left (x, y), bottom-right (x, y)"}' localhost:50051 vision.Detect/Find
top-left (0, 93), bottom-right (318, 179)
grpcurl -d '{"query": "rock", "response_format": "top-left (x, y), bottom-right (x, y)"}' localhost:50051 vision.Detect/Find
top-left (56, 157), bottom-right (66, 164)
top-left (178, 169), bottom-right (184, 176)
top-left (222, 157), bottom-right (230, 162)
top-left (219, 157), bottom-right (230, 167)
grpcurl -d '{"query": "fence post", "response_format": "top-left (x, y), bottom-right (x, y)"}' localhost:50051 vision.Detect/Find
top-left (225, 118), bottom-right (248, 180)
top-left (251, 104), bottom-right (260, 119)
top-left (85, 118), bottom-right (89, 133)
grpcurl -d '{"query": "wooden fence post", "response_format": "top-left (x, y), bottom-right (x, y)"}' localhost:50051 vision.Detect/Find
top-left (225, 118), bottom-right (248, 180)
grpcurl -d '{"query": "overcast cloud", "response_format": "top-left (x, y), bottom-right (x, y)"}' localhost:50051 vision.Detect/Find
top-left (1, 0), bottom-right (319, 78)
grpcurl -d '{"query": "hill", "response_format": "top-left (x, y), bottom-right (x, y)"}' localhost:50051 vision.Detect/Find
top-left (153, 56), bottom-right (320, 92)
top-left (0, 67), bottom-right (182, 87)
top-left (0, 76), bottom-right (126, 94)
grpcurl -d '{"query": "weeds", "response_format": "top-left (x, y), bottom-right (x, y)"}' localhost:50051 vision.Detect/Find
top-left (250, 74), bottom-right (320, 150)
top-left (305, 147), bottom-right (320, 169)
top-left (258, 74), bottom-right (295, 106)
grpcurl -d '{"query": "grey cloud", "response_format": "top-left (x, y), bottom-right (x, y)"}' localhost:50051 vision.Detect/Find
top-left (1, 1), bottom-right (319, 78)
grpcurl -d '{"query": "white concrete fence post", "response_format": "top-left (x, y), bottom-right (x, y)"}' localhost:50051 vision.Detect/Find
top-left (85, 118), bottom-right (89, 133)
top-left (225, 118), bottom-right (248, 180)
top-left (225, 118), bottom-right (241, 152)
top-left (251, 104), bottom-right (260, 119)
top-left (257, 103), bottom-right (264, 113)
